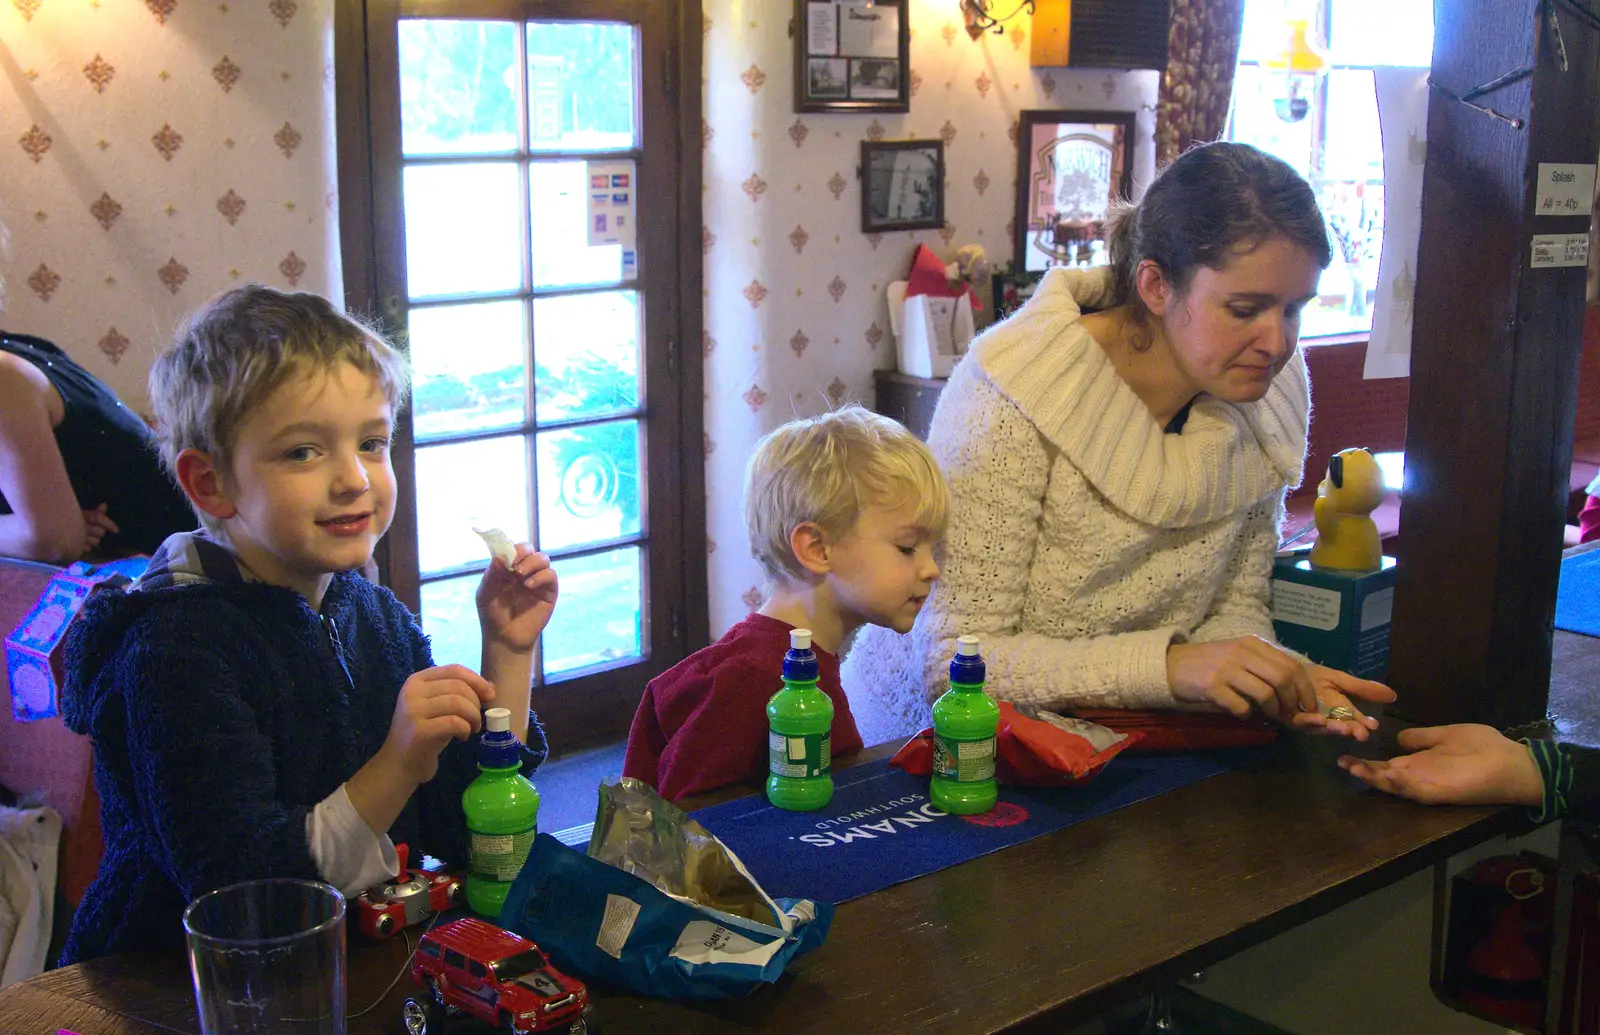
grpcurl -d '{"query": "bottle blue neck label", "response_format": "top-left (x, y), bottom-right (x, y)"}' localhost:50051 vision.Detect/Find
top-left (783, 646), bottom-right (819, 682)
top-left (950, 655), bottom-right (985, 685)
top-left (478, 728), bottom-right (522, 770)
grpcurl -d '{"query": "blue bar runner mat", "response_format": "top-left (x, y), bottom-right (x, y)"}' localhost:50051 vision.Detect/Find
top-left (1557, 549), bottom-right (1600, 637)
top-left (689, 749), bottom-right (1261, 904)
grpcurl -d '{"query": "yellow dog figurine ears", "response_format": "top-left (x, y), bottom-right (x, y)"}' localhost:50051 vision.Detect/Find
top-left (1308, 447), bottom-right (1385, 572)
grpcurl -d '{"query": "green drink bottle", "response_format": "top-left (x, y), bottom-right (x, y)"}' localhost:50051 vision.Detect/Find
top-left (462, 706), bottom-right (540, 918)
top-left (930, 635), bottom-right (999, 815)
top-left (766, 628), bottom-right (834, 811)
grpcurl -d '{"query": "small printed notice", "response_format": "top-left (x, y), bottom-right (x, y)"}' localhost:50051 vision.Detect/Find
top-left (807, 2), bottom-right (838, 54)
top-left (585, 160), bottom-right (637, 257)
top-left (1531, 233), bottom-right (1591, 269)
top-left (670, 921), bottom-right (787, 967)
top-left (1270, 580), bottom-right (1342, 632)
top-left (1535, 163), bottom-right (1597, 217)
top-left (596, 894), bottom-right (641, 959)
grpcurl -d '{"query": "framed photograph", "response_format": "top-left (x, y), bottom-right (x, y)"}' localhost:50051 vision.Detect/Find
top-left (860, 139), bottom-right (944, 233)
top-left (795, 0), bottom-right (911, 113)
top-left (991, 269), bottom-right (1046, 322)
top-left (1014, 110), bottom-right (1137, 274)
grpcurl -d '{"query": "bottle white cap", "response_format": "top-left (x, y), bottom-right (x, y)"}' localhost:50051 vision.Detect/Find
top-left (790, 628), bottom-right (812, 650)
top-left (956, 635), bottom-right (980, 657)
top-left (484, 707), bottom-right (511, 733)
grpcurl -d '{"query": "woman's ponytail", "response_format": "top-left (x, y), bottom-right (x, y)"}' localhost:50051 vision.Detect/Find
top-left (1102, 200), bottom-right (1140, 307)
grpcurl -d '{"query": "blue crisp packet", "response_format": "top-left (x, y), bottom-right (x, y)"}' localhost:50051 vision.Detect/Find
top-left (499, 834), bottom-right (831, 1000)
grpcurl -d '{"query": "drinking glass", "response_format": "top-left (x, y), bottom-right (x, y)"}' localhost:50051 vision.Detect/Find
top-left (182, 878), bottom-right (347, 1034)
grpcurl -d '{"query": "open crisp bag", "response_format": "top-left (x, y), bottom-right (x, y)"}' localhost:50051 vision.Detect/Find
top-left (498, 777), bottom-right (832, 1000)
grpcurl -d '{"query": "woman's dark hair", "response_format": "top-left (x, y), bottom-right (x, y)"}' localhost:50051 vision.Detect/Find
top-left (1104, 141), bottom-right (1332, 310)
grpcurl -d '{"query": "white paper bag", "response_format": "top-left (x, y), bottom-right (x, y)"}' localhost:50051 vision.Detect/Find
top-left (887, 280), bottom-right (974, 378)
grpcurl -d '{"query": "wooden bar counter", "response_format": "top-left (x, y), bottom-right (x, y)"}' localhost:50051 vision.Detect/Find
top-left (0, 726), bottom-right (1527, 1035)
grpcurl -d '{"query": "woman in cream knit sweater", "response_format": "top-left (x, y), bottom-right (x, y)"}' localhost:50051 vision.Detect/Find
top-left (845, 142), bottom-right (1395, 745)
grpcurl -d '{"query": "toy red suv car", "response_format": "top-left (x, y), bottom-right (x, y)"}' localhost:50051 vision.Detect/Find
top-left (355, 843), bottom-right (462, 940)
top-left (404, 917), bottom-right (595, 1035)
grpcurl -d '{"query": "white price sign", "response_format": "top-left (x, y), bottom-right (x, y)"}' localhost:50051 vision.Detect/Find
top-left (1535, 163), bottom-right (1596, 217)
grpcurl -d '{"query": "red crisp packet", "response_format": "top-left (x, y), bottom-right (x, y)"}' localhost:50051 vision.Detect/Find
top-left (891, 701), bottom-right (1140, 787)
top-left (1068, 708), bottom-right (1278, 753)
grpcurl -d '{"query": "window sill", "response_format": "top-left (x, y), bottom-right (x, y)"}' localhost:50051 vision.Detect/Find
top-left (1303, 332), bottom-right (1370, 348)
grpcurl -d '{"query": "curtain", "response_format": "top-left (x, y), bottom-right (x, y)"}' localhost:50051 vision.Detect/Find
top-left (1155, 0), bottom-right (1249, 167)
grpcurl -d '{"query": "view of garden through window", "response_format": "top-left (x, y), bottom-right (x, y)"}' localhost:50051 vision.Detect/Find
top-left (397, 19), bottom-right (646, 680)
top-left (1228, 0), bottom-right (1434, 339)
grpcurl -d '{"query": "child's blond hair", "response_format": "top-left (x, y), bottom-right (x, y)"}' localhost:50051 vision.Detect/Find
top-left (149, 285), bottom-right (409, 533)
top-left (744, 405), bottom-right (948, 585)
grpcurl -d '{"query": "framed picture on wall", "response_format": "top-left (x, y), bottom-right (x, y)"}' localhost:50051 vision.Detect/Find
top-left (1014, 110), bottom-right (1136, 274)
top-left (860, 139), bottom-right (944, 233)
top-left (795, 1), bottom-right (911, 113)
top-left (991, 269), bottom-right (1046, 322)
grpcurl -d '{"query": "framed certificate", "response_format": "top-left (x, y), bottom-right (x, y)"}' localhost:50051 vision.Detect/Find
top-left (795, 0), bottom-right (911, 113)
top-left (1014, 110), bottom-right (1136, 273)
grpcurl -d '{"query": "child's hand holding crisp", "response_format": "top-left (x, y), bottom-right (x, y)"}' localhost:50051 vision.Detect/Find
top-left (475, 544), bottom-right (559, 653)
top-left (381, 664), bottom-right (498, 784)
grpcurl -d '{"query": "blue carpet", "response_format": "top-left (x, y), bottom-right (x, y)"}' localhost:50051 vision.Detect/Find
top-left (1556, 550), bottom-right (1600, 637)
top-left (532, 739), bottom-right (626, 833)
top-left (689, 750), bottom-right (1259, 904)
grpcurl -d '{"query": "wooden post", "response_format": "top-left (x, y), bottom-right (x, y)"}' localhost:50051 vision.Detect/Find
top-left (1387, 0), bottom-right (1600, 727)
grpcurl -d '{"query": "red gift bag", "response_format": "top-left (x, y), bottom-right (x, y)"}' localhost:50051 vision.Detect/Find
top-left (1068, 709), bottom-right (1279, 754)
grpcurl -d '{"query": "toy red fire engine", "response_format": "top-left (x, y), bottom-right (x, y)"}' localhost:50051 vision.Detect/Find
top-left (354, 843), bottom-right (462, 940)
top-left (403, 916), bottom-right (595, 1035)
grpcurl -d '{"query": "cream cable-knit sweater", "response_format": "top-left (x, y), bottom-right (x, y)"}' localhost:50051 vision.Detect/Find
top-left (844, 266), bottom-right (1311, 745)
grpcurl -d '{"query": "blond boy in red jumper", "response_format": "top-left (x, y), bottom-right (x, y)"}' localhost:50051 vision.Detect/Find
top-left (624, 405), bottom-right (949, 801)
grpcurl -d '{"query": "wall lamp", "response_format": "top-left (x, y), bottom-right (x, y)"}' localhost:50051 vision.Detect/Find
top-left (959, 0), bottom-right (1037, 39)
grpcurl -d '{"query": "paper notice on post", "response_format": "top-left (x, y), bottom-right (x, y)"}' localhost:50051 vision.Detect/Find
top-left (1531, 233), bottom-right (1591, 269)
top-left (1364, 68), bottom-right (1429, 380)
top-left (1535, 163), bottom-right (1597, 217)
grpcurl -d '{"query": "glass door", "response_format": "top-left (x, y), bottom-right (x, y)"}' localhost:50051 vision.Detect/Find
top-left (353, 1), bottom-right (701, 748)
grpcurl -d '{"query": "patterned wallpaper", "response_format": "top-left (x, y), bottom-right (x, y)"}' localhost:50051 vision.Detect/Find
top-left (0, 0), bottom-right (339, 413)
top-left (700, 0), bottom-right (1159, 635)
top-left (0, 0), bottom-right (1158, 640)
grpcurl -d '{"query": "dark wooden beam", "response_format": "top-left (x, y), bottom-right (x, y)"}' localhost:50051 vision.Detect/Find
top-left (1388, 0), bottom-right (1600, 726)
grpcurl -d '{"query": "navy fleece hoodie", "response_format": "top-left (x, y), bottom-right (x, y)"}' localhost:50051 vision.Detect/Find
top-left (57, 533), bottom-right (547, 964)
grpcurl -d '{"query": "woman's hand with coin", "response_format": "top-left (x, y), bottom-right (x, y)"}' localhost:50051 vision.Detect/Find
top-left (1289, 663), bottom-right (1396, 741)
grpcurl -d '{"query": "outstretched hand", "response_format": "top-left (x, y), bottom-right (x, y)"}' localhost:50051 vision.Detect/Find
top-left (1337, 724), bottom-right (1545, 806)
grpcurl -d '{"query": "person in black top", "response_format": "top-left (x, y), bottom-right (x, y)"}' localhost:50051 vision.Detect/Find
top-left (0, 331), bottom-right (195, 562)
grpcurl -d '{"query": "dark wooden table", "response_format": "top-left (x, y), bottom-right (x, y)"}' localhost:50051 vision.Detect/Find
top-left (0, 730), bottom-right (1520, 1035)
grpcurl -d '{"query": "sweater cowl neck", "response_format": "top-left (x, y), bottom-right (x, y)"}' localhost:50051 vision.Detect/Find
top-left (968, 266), bottom-right (1309, 527)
